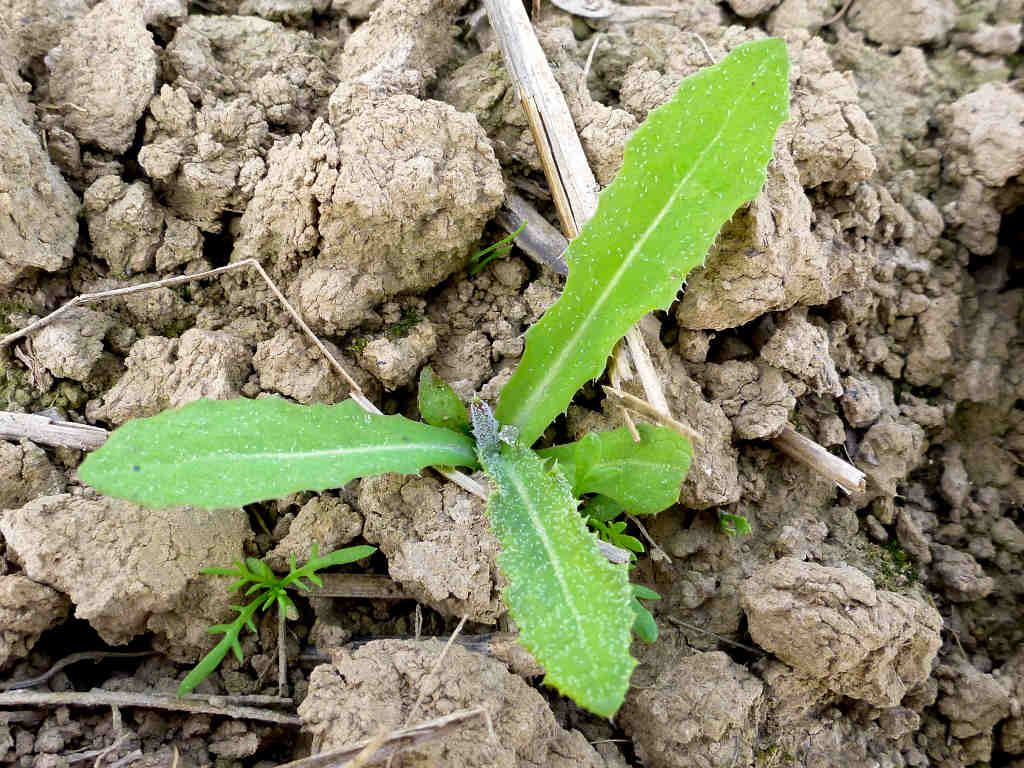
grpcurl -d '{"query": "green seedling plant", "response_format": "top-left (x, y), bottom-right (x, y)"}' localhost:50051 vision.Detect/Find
top-left (79, 39), bottom-right (789, 717)
top-left (178, 543), bottom-right (376, 696)
top-left (468, 220), bottom-right (527, 276)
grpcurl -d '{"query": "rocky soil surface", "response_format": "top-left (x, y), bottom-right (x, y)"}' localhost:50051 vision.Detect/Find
top-left (0, 0), bottom-right (1022, 765)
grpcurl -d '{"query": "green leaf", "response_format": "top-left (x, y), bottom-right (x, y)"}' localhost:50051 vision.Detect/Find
top-left (178, 596), bottom-right (263, 696)
top-left (280, 544), bottom-right (377, 589)
top-left (718, 512), bottom-right (753, 536)
top-left (630, 598), bottom-right (658, 644)
top-left (496, 39), bottom-right (790, 445)
top-left (417, 367), bottom-right (471, 435)
top-left (630, 584), bottom-right (660, 643)
top-left (581, 494), bottom-right (626, 523)
top-left (79, 397), bottom-right (477, 509)
top-left (538, 424), bottom-right (692, 515)
top-left (632, 584), bottom-right (660, 601)
top-left (468, 220), bottom-right (526, 276)
top-left (477, 440), bottom-right (636, 718)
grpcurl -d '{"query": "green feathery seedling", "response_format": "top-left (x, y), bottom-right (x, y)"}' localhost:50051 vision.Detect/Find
top-left (178, 543), bottom-right (376, 696)
top-left (80, 39), bottom-right (790, 717)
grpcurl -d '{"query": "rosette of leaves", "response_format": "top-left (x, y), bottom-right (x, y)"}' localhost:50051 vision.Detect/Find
top-left (80, 38), bottom-right (790, 717)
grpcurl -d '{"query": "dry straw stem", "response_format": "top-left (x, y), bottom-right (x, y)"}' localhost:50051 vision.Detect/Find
top-left (608, 339), bottom-right (642, 441)
top-left (772, 425), bottom-right (866, 494)
top-left (274, 707), bottom-right (492, 768)
top-left (545, 0), bottom-right (677, 21)
top-left (495, 192), bottom-right (569, 276)
top-left (0, 651), bottom-right (155, 692)
top-left (0, 690), bottom-right (301, 725)
top-left (483, 0), bottom-right (599, 232)
top-left (601, 385), bottom-right (702, 445)
top-left (293, 572), bottom-right (411, 600)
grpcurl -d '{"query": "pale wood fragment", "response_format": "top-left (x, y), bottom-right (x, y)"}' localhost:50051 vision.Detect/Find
top-left (0, 411), bottom-right (108, 450)
top-left (772, 425), bottom-right (866, 494)
top-left (0, 690), bottom-right (300, 725)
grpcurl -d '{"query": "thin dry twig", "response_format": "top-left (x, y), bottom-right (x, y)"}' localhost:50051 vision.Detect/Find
top-left (301, 632), bottom-right (544, 677)
top-left (0, 690), bottom-right (301, 725)
top-left (692, 32), bottom-right (716, 65)
top-left (0, 259), bottom-right (372, 411)
top-left (402, 616), bottom-right (468, 732)
top-left (624, 326), bottom-right (672, 417)
top-left (294, 573), bottom-right (411, 600)
top-left (494, 193), bottom-right (568, 275)
top-left (272, 707), bottom-right (492, 768)
top-left (624, 513), bottom-right (671, 564)
top-left (0, 651), bottom-right (155, 692)
top-left (67, 725), bottom-right (130, 765)
top-left (608, 340), bottom-right (641, 442)
top-left (771, 425), bottom-right (866, 495)
top-left (822, 0), bottom-right (856, 25)
top-left (581, 33), bottom-right (603, 89)
top-left (547, 0), bottom-right (676, 21)
top-left (348, 730), bottom-right (392, 768)
top-left (618, 330), bottom-right (674, 431)
top-left (278, 608), bottom-right (288, 699)
top-left (102, 750), bottom-right (143, 768)
top-left (601, 385), bottom-right (702, 444)
top-left (665, 616), bottom-right (764, 655)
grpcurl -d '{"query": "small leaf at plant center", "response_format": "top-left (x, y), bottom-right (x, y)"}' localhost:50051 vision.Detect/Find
top-left (417, 366), bottom-right (471, 435)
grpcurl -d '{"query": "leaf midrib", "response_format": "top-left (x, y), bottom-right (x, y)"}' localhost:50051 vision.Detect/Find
top-left (138, 441), bottom-right (475, 467)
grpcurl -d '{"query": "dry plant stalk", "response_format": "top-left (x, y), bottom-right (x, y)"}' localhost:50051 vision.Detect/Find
top-left (0, 690), bottom-right (301, 725)
top-left (273, 707), bottom-right (492, 768)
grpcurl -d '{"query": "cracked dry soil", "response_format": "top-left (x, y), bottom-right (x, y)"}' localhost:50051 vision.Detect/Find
top-left (0, 0), bottom-right (1023, 765)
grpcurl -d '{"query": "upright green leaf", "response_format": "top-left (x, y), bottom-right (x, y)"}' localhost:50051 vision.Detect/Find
top-left (417, 367), bottom-right (471, 434)
top-left (496, 39), bottom-right (790, 445)
top-left (478, 438), bottom-right (636, 717)
top-left (80, 398), bottom-right (477, 509)
top-left (538, 424), bottom-right (692, 515)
